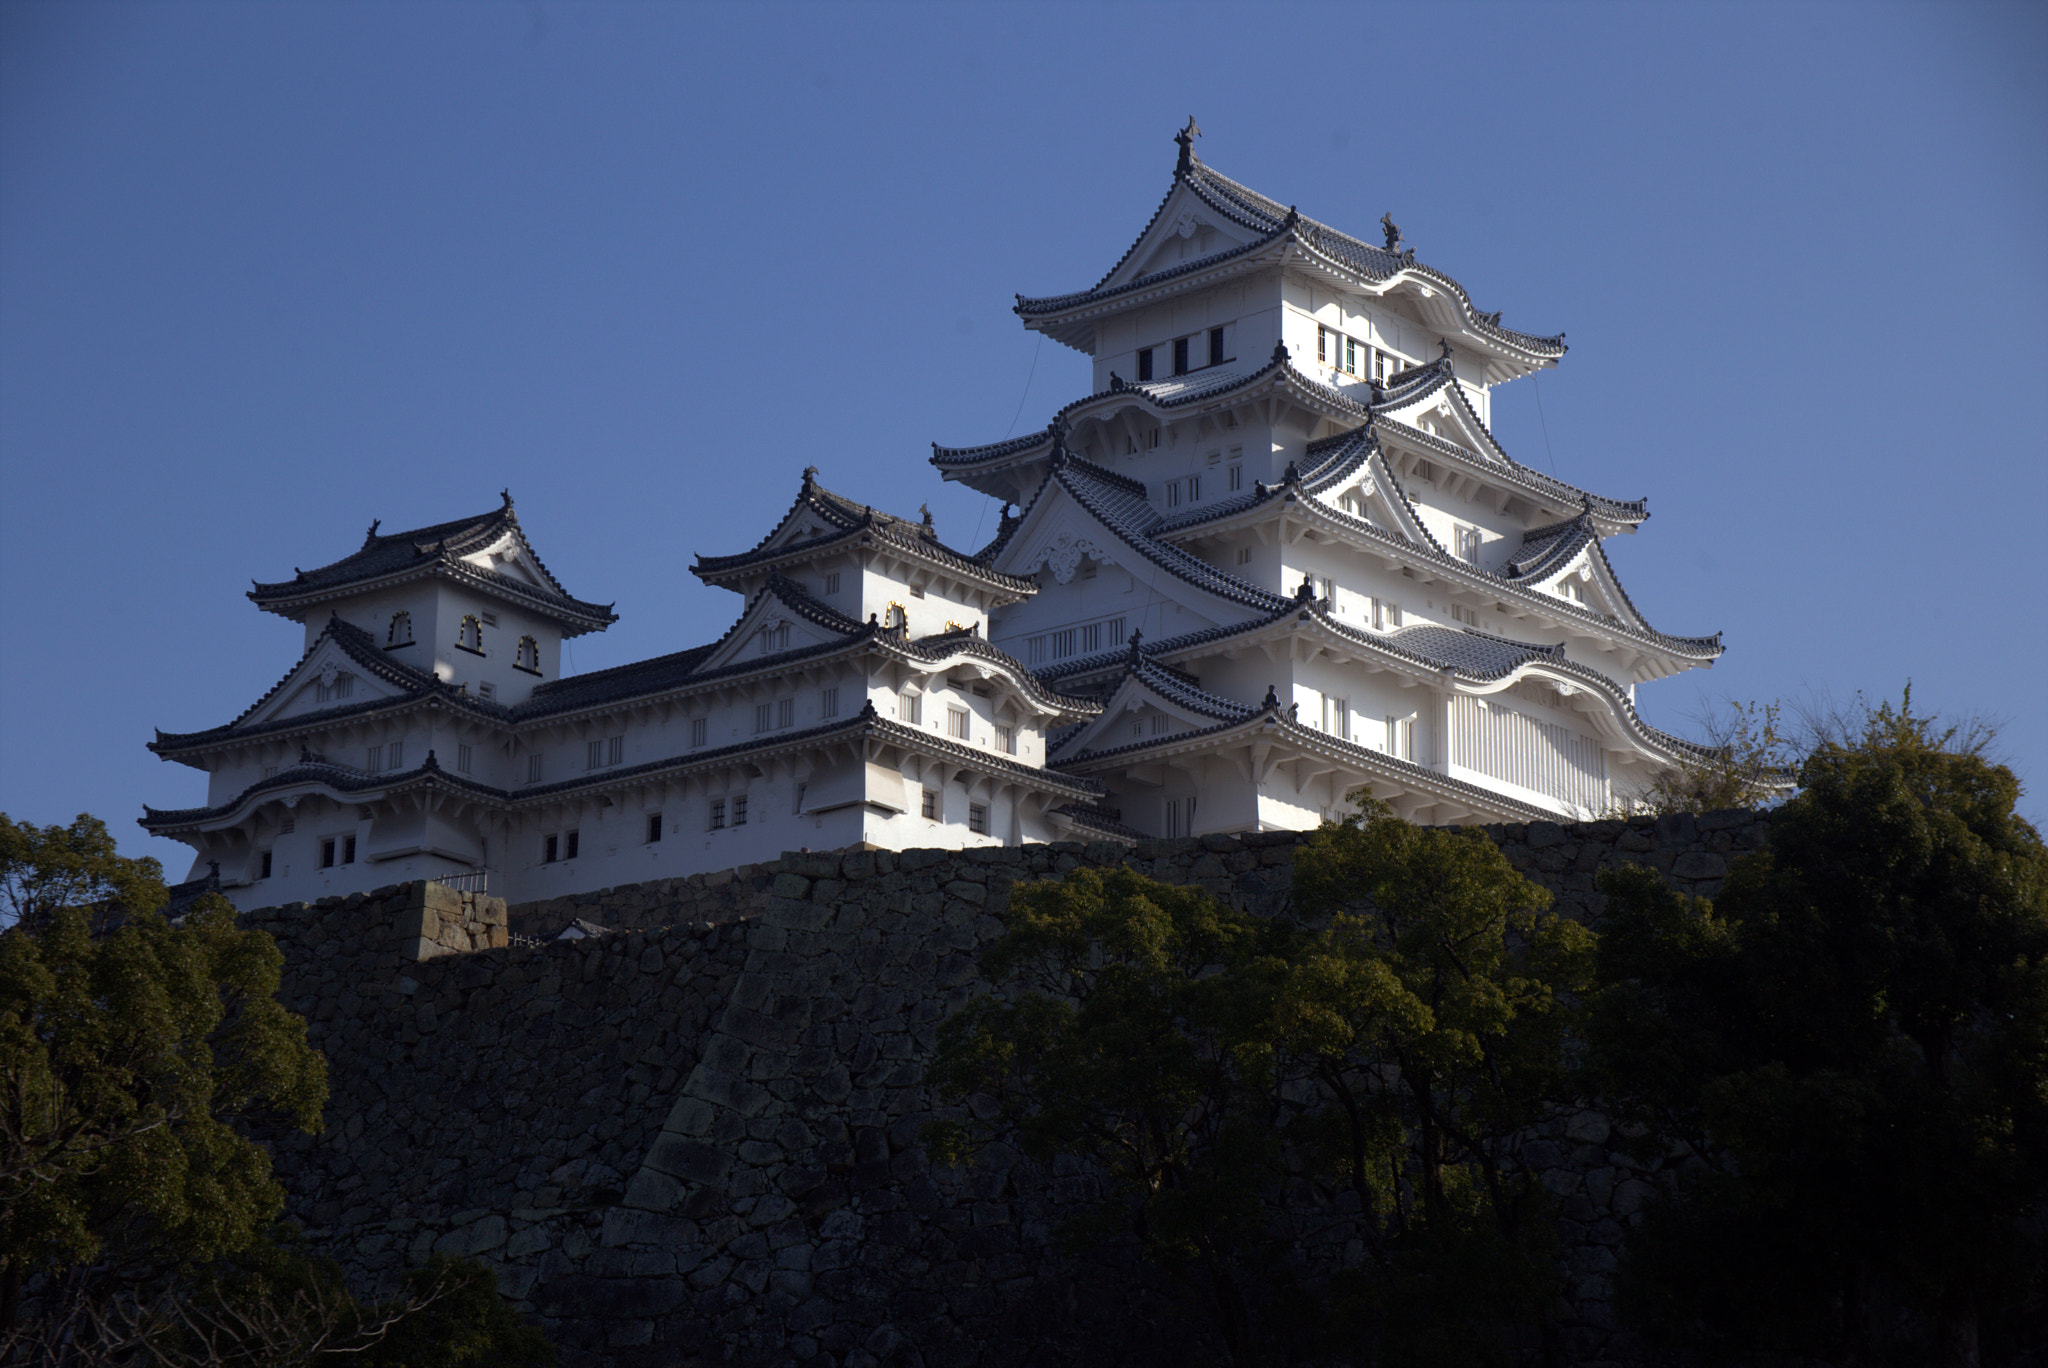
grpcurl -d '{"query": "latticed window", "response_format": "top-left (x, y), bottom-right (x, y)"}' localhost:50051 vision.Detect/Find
top-left (947, 707), bottom-right (970, 740)
top-left (968, 804), bottom-right (988, 835)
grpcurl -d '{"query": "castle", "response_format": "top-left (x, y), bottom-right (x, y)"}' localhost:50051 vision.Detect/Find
top-left (144, 125), bottom-right (1720, 909)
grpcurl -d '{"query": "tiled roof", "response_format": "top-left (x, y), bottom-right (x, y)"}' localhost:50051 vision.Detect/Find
top-left (248, 496), bottom-right (616, 627)
top-left (1015, 155), bottom-right (1565, 361)
top-left (143, 701), bottom-right (1103, 833)
top-left (149, 614), bottom-right (495, 754)
top-left (1048, 456), bottom-right (1292, 614)
top-left (693, 469), bottom-right (1038, 596)
top-left (1501, 517), bottom-right (1594, 580)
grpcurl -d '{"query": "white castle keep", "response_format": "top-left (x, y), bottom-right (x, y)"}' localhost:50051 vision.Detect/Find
top-left (145, 126), bottom-right (1719, 909)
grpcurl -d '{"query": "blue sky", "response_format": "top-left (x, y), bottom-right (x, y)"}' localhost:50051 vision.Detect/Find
top-left (3, 0), bottom-right (2044, 859)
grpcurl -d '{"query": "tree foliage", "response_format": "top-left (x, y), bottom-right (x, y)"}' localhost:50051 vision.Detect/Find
top-left (0, 814), bottom-right (554, 1366)
top-left (1634, 699), bottom-right (1796, 816)
top-left (1589, 692), bottom-right (2048, 1366)
top-left (926, 799), bottom-right (1594, 1365)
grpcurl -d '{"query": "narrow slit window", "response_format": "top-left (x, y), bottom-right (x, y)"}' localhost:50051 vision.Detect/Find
top-left (527, 754), bottom-right (543, 783)
top-left (821, 686), bottom-right (839, 718)
top-left (456, 744), bottom-right (472, 774)
top-left (544, 834), bottom-right (559, 863)
top-left (1208, 327), bottom-right (1225, 366)
top-left (1172, 336), bottom-right (1189, 375)
top-left (646, 812), bottom-right (663, 844)
top-left (564, 830), bottom-right (579, 859)
top-left (691, 717), bottom-right (707, 748)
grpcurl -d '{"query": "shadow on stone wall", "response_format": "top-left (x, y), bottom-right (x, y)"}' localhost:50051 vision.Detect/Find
top-left (247, 812), bottom-right (1766, 1367)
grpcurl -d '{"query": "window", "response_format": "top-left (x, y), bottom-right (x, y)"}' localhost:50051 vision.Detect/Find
top-left (1236, 547), bottom-right (1253, 566)
top-left (544, 834), bottom-right (559, 863)
top-left (1386, 714), bottom-right (1413, 759)
top-left (315, 673), bottom-right (354, 702)
top-left (793, 783), bottom-right (806, 815)
top-left (1374, 349), bottom-right (1387, 382)
top-left (589, 739), bottom-right (604, 769)
top-left (1318, 325), bottom-right (1332, 364)
top-left (262, 765), bottom-right (278, 779)
top-left (478, 681), bottom-right (495, 700)
top-left (968, 803), bottom-right (988, 835)
top-left (515, 636), bottom-right (541, 673)
top-left (1188, 474), bottom-right (1200, 502)
top-left (730, 796), bottom-right (747, 827)
top-left (1371, 598), bottom-right (1402, 631)
top-left (1165, 796), bottom-right (1197, 838)
top-left (995, 723), bottom-right (1015, 755)
top-left (565, 829), bottom-right (579, 859)
top-left (1455, 525), bottom-right (1482, 564)
top-left (387, 611), bottom-right (413, 647)
top-left (1027, 635), bottom-right (1047, 665)
top-left (1144, 427), bottom-right (1161, 449)
top-left (258, 850), bottom-right (272, 880)
top-left (388, 740), bottom-right (403, 769)
top-left (1208, 327), bottom-right (1226, 367)
top-left (776, 624), bottom-right (791, 649)
top-left (1557, 578), bottom-right (1588, 604)
top-left (885, 603), bottom-right (907, 630)
top-left (457, 615), bottom-right (484, 654)
top-left (1323, 696), bottom-right (1351, 739)
top-left (921, 789), bottom-right (939, 820)
top-left (1318, 575), bottom-right (1336, 602)
top-left (342, 835), bottom-right (356, 864)
top-left (1173, 336), bottom-right (1189, 376)
top-left (646, 812), bottom-right (663, 844)
top-left (824, 571), bottom-right (841, 595)
top-left (709, 800), bottom-right (726, 830)
top-left (366, 745), bottom-right (382, 772)
top-left (1137, 347), bottom-right (1155, 382)
top-left (947, 707), bottom-right (970, 740)
top-left (1229, 463), bottom-right (1243, 492)
top-left (909, 585), bottom-right (925, 599)
top-left (527, 753), bottom-right (543, 784)
top-left (1104, 616), bottom-right (1125, 645)
top-left (1051, 628), bottom-right (1076, 659)
top-left (457, 744), bottom-right (472, 774)
top-left (479, 612), bottom-right (497, 628)
top-left (899, 688), bottom-right (921, 725)
top-left (1450, 604), bottom-right (1479, 627)
top-left (777, 698), bottom-right (794, 728)
top-left (1164, 480), bottom-right (1182, 508)
top-left (1346, 335), bottom-right (1362, 373)
top-left (1152, 713), bottom-right (1170, 736)
top-left (320, 838), bottom-right (336, 869)
top-left (821, 686), bottom-right (839, 718)
top-left (691, 717), bottom-right (708, 748)
top-left (1080, 622), bottom-right (1101, 653)
top-left (755, 703), bottom-right (773, 734)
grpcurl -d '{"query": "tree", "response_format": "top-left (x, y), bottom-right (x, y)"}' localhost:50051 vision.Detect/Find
top-left (1633, 699), bottom-right (1796, 815)
top-left (925, 799), bottom-right (1595, 1365)
top-left (0, 814), bottom-right (330, 1332)
top-left (1588, 693), bottom-right (2048, 1367)
top-left (0, 814), bottom-right (555, 1366)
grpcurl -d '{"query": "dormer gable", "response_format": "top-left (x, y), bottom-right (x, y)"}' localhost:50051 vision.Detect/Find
top-left (690, 575), bottom-right (866, 677)
top-left (1049, 640), bottom-right (1254, 761)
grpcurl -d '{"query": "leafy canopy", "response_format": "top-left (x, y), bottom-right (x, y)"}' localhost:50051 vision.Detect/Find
top-left (1589, 692), bottom-right (2048, 1364)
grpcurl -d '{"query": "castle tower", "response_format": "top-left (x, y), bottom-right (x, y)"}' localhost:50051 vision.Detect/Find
top-left (936, 123), bottom-right (1721, 831)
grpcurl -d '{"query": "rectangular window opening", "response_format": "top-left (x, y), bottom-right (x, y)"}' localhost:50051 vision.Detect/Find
top-left (921, 789), bottom-right (939, 820)
top-left (709, 800), bottom-right (726, 830)
top-left (691, 717), bottom-right (708, 748)
top-left (456, 744), bottom-right (472, 774)
top-left (731, 796), bottom-right (748, 827)
top-left (544, 834), bottom-right (559, 863)
top-left (821, 686), bottom-right (839, 718)
top-left (565, 830), bottom-right (580, 859)
top-left (1172, 336), bottom-right (1189, 376)
top-left (777, 698), bottom-right (795, 729)
top-left (968, 803), bottom-right (988, 835)
top-left (646, 812), bottom-right (663, 844)
top-left (1137, 347), bottom-right (1154, 382)
top-left (947, 707), bottom-right (970, 740)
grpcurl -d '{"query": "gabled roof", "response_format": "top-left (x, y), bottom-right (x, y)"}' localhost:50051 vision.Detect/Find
top-left (149, 614), bottom-right (497, 757)
top-left (692, 468), bottom-right (1038, 600)
top-left (992, 449), bottom-right (1291, 618)
top-left (247, 494), bottom-right (617, 634)
top-left (1013, 140), bottom-right (1565, 374)
top-left (1048, 634), bottom-right (1257, 761)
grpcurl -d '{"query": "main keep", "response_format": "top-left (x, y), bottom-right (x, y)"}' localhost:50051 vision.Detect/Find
top-left (144, 128), bottom-right (1720, 908)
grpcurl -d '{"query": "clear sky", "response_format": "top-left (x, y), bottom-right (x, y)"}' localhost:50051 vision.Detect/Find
top-left (3, 0), bottom-right (2044, 864)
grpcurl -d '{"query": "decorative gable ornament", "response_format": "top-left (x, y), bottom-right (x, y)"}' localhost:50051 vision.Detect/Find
top-left (1026, 529), bottom-right (1111, 585)
top-left (318, 661), bottom-right (340, 690)
top-left (1172, 210), bottom-right (1206, 240)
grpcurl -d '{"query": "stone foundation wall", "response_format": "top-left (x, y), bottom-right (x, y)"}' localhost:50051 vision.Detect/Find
top-left (252, 812), bottom-right (1766, 1367)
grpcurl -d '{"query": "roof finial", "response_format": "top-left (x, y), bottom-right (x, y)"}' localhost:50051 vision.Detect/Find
top-left (1439, 337), bottom-right (1454, 362)
top-left (1271, 339), bottom-right (1291, 367)
top-left (1126, 628), bottom-right (1144, 665)
top-left (500, 488), bottom-right (513, 509)
top-left (802, 465), bottom-right (818, 488)
top-left (1380, 212), bottom-right (1402, 253)
top-left (919, 503), bottom-right (934, 530)
top-left (1297, 574), bottom-right (1316, 603)
top-left (1282, 460), bottom-right (1300, 485)
top-left (365, 518), bottom-right (381, 542)
top-left (1109, 371), bottom-right (1123, 392)
top-left (1174, 116), bottom-right (1202, 175)
top-left (1262, 683), bottom-right (1280, 710)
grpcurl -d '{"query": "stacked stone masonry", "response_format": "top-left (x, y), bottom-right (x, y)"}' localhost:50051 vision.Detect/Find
top-left (250, 811), bottom-right (1767, 1367)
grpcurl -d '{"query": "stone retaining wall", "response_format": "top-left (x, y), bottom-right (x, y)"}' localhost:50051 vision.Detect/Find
top-left (252, 812), bottom-right (1767, 1367)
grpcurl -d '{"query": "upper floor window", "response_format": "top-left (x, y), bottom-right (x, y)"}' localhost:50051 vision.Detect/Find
top-left (456, 744), bottom-right (472, 774)
top-left (1137, 347), bottom-right (1155, 382)
top-left (995, 723), bottom-right (1016, 755)
top-left (821, 685), bottom-right (840, 718)
top-left (1172, 337), bottom-right (1190, 376)
top-left (898, 687), bottom-right (921, 726)
top-left (456, 615), bottom-right (484, 654)
top-left (515, 636), bottom-right (541, 674)
top-left (526, 753), bottom-right (542, 784)
top-left (824, 571), bottom-right (841, 595)
top-left (947, 707), bottom-right (970, 741)
top-left (691, 717), bottom-right (708, 748)
top-left (885, 603), bottom-right (907, 630)
top-left (1317, 325), bottom-right (1379, 379)
top-left (1455, 525), bottom-right (1482, 564)
top-left (386, 611), bottom-right (413, 647)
